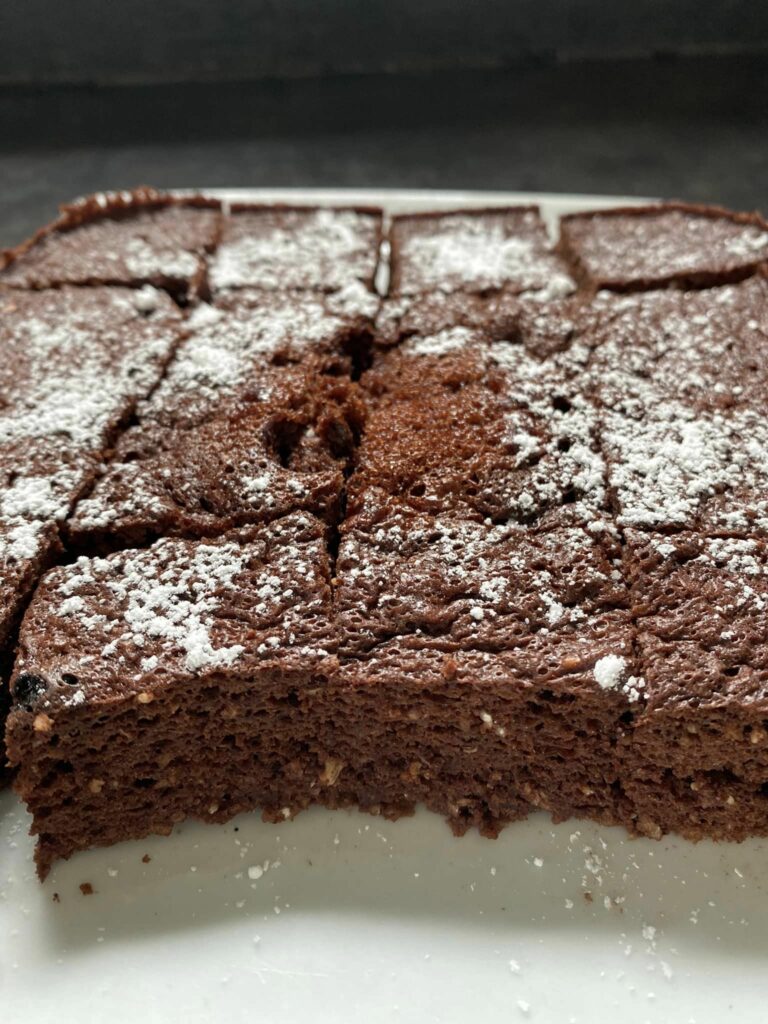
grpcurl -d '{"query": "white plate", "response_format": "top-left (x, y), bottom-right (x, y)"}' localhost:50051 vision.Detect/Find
top-left (3, 189), bottom-right (765, 1024)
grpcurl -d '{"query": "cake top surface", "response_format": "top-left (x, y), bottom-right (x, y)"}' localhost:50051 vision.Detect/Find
top-left (0, 191), bottom-right (220, 294)
top-left (209, 205), bottom-right (383, 293)
top-left (602, 403), bottom-right (768, 537)
top-left (130, 289), bottom-right (373, 430)
top-left (0, 286), bottom-right (181, 452)
top-left (67, 370), bottom-right (360, 544)
top-left (13, 514), bottom-right (335, 711)
top-left (336, 507), bottom-right (628, 658)
top-left (389, 207), bottom-right (576, 298)
top-left (350, 328), bottom-right (606, 529)
top-left (625, 530), bottom-right (768, 707)
top-left (588, 276), bottom-right (768, 412)
top-left (66, 290), bottom-right (370, 544)
top-left (560, 203), bottom-right (768, 290)
top-left (0, 286), bottom-right (182, 599)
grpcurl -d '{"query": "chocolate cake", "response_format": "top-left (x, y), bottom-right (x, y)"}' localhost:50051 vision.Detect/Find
top-left (558, 202), bottom-right (768, 292)
top-left (389, 207), bottom-right (575, 298)
top-left (0, 188), bottom-right (221, 300)
top-left (5, 189), bottom-right (768, 877)
top-left (208, 204), bottom-right (382, 295)
top-left (0, 284), bottom-right (183, 780)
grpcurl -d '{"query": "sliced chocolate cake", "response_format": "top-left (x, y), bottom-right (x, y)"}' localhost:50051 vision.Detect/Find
top-left (5, 191), bottom-right (768, 877)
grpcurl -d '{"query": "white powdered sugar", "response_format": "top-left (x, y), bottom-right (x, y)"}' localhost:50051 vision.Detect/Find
top-left (0, 291), bottom-right (176, 449)
top-left (604, 404), bottom-right (768, 533)
top-left (54, 538), bottom-right (250, 674)
top-left (0, 288), bottom-right (179, 585)
top-left (122, 235), bottom-right (199, 280)
top-left (396, 211), bottom-right (576, 296)
top-left (0, 468), bottom-right (80, 574)
top-left (593, 655), bottom-right (646, 702)
top-left (210, 208), bottom-right (379, 292)
top-left (593, 655), bottom-right (626, 689)
top-left (405, 326), bottom-right (478, 357)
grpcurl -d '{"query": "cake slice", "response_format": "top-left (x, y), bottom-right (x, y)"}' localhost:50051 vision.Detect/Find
top-left (558, 202), bottom-right (768, 292)
top-left (329, 505), bottom-right (639, 832)
top-left (348, 323), bottom-right (606, 530)
top-left (620, 530), bottom-right (768, 840)
top-left (66, 292), bottom-right (373, 553)
top-left (6, 514), bottom-right (338, 877)
top-left (587, 275), bottom-right (768, 414)
top-left (208, 204), bottom-right (383, 296)
top-left (388, 207), bottom-right (575, 298)
top-left (0, 188), bottom-right (221, 301)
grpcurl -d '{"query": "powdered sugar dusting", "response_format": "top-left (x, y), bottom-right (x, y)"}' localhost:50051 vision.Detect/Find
top-left (29, 515), bottom-right (332, 702)
top-left (603, 404), bottom-right (768, 534)
top-left (210, 208), bottom-right (380, 292)
top-left (563, 206), bottom-right (768, 286)
top-left (394, 210), bottom-right (575, 296)
top-left (594, 654), bottom-right (626, 689)
top-left (0, 288), bottom-right (180, 610)
top-left (56, 539), bottom-right (249, 673)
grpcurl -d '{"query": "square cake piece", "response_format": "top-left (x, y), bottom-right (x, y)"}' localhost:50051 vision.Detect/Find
top-left (66, 292), bottom-right (372, 553)
top-left (330, 505), bottom-right (639, 832)
top-left (348, 325), bottom-right (606, 530)
top-left (6, 514), bottom-right (338, 876)
top-left (0, 285), bottom-right (183, 599)
top-left (587, 276), bottom-right (768, 414)
top-left (208, 205), bottom-right (383, 296)
top-left (0, 189), bottom-right (221, 300)
top-left (620, 530), bottom-right (768, 840)
top-left (558, 203), bottom-right (768, 292)
top-left (388, 207), bottom-right (575, 298)
top-left (600, 402), bottom-right (768, 537)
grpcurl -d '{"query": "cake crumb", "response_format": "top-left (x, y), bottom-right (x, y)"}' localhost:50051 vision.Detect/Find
top-left (79, 882), bottom-right (94, 896)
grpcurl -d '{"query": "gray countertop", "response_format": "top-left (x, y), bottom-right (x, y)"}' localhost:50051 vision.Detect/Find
top-left (1, 56), bottom-right (766, 247)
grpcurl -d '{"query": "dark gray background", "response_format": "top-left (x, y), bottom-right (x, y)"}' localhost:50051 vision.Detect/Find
top-left (1, 1), bottom-right (766, 246)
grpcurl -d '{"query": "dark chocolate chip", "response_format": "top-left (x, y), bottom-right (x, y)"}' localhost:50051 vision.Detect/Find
top-left (12, 672), bottom-right (48, 709)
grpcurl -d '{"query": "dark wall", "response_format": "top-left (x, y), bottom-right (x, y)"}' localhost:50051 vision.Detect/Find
top-left (2, 0), bottom-right (768, 85)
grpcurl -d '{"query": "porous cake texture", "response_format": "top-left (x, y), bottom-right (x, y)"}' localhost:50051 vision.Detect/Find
top-left (3, 190), bottom-right (768, 874)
